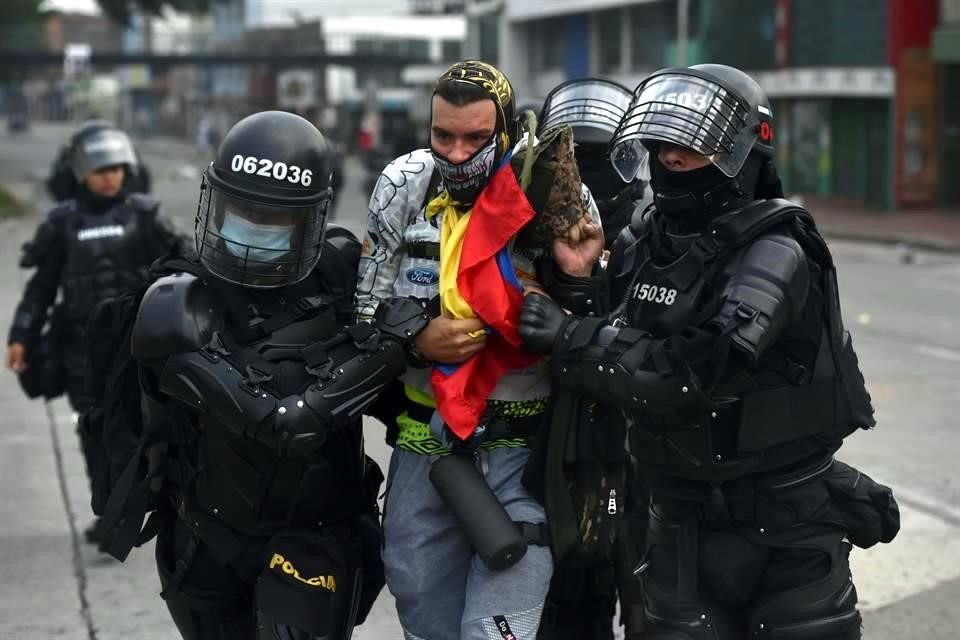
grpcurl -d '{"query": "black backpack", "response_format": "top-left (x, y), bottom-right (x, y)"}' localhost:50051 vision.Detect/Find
top-left (524, 390), bottom-right (629, 568)
top-left (81, 253), bottom-right (203, 558)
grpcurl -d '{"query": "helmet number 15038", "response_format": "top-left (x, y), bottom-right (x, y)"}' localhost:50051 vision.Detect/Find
top-left (633, 283), bottom-right (677, 305)
top-left (230, 154), bottom-right (313, 187)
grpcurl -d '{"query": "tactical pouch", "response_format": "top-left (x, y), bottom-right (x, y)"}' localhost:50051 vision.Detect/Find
top-left (17, 333), bottom-right (66, 400)
top-left (255, 528), bottom-right (363, 638)
top-left (753, 457), bottom-right (899, 549)
top-left (822, 460), bottom-right (899, 549)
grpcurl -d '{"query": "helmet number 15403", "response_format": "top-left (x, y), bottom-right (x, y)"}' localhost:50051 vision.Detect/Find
top-left (231, 154), bottom-right (313, 187)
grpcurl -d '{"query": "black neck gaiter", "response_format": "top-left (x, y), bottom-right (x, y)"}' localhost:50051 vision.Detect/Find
top-left (77, 185), bottom-right (126, 215)
top-left (650, 160), bottom-right (751, 229)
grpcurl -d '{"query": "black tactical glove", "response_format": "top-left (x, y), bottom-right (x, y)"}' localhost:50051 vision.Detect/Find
top-left (519, 293), bottom-right (575, 355)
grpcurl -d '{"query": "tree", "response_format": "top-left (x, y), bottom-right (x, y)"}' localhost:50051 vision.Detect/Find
top-left (95, 0), bottom-right (220, 26)
top-left (0, 0), bottom-right (44, 50)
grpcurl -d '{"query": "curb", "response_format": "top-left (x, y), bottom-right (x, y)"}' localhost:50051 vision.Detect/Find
top-left (818, 226), bottom-right (960, 255)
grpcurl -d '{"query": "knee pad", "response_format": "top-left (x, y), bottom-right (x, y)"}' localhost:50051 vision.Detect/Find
top-left (748, 538), bottom-right (861, 639)
top-left (641, 575), bottom-right (741, 640)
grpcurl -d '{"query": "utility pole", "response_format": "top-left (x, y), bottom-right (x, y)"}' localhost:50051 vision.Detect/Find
top-left (676, 0), bottom-right (690, 66)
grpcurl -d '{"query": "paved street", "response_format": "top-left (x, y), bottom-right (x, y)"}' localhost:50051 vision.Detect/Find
top-left (1, 122), bottom-right (959, 639)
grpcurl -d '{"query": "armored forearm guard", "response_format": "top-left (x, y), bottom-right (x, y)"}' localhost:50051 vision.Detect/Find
top-left (551, 318), bottom-right (711, 415)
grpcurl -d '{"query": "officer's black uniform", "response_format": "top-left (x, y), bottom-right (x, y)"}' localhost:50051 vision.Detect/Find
top-left (522, 65), bottom-right (899, 640)
top-left (9, 125), bottom-right (179, 411)
top-left (97, 111), bottom-right (426, 640)
top-left (536, 77), bottom-right (651, 640)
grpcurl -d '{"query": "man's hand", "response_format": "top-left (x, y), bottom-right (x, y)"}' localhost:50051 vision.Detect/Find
top-left (6, 342), bottom-right (27, 373)
top-left (553, 215), bottom-right (604, 277)
top-left (519, 293), bottom-right (571, 355)
top-left (414, 316), bottom-right (487, 364)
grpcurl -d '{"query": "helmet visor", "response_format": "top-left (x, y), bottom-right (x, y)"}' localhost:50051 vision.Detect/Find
top-left (195, 176), bottom-right (329, 288)
top-left (611, 72), bottom-right (759, 181)
top-left (541, 79), bottom-right (633, 143)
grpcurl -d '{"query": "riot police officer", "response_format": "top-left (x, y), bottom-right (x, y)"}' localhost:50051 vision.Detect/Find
top-left (6, 123), bottom-right (181, 545)
top-left (536, 77), bottom-right (650, 640)
top-left (521, 65), bottom-right (899, 639)
top-left (46, 119), bottom-right (152, 201)
top-left (541, 78), bottom-right (650, 249)
top-left (95, 111), bottom-right (426, 639)
top-left (7, 123), bottom-right (176, 408)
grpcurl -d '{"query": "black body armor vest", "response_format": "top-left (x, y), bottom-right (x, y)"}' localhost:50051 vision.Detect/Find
top-left (62, 197), bottom-right (157, 321)
top-left (159, 275), bottom-right (367, 538)
top-left (607, 200), bottom-right (875, 481)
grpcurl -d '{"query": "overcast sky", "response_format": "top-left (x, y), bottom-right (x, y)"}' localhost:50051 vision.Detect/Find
top-left (42, 0), bottom-right (412, 22)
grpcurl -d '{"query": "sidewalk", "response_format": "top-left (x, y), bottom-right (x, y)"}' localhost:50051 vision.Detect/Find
top-left (799, 194), bottom-right (960, 253)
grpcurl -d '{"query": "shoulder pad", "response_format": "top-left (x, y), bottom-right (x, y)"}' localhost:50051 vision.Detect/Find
top-left (131, 272), bottom-right (225, 359)
top-left (126, 192), bottom-right (160, 213)
top-left (324, 224), bottom-right (361, 267)
top-left (710, 198), bottom-right (810, 248)
top-left (313, 224), bottom-right (361, 299)
top-left (45, 201), bottom-right (76, 222)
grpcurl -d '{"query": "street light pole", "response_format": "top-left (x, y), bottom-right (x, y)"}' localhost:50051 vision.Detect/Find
top-left (676, 0), bottom-right (690, 66)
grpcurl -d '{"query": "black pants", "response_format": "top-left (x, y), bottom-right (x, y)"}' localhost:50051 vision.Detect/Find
top-left (155, 518), bottom-right (258, 640)
top-left (638, 465), bottom-right (862, 640)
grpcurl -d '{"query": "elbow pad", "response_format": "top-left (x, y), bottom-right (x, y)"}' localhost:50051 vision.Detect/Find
top-left (713, 234), bottom-right (809, 362)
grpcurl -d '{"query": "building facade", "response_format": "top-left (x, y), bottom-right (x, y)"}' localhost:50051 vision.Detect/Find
top-left (933, 0), bottom-right (960, 206)
top-left (468, 0), bottom-right (953, 209)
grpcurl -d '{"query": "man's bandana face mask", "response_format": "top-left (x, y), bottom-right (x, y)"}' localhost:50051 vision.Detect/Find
top-left (431, 133), bottom-right (498, 206)
top-left (221, 211), bottom-right (292, 262)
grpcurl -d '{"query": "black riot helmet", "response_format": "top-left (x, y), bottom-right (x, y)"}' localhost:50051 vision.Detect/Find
top-left (48, 119), bottom-right (152, 200)
top-left (541, 77), bottom-right (635, 201)
top-left (610, 64), bottom-right (775, 184)
top-left (195, 110), bottom-right (334, 289)
top-left (541, 78), bottom-right (633, 147)
top-left (70, 122), bottom-right (138, 181)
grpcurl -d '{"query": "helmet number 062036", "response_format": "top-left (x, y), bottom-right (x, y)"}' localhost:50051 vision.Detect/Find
top-left (230, 154), bottom-right (313, 187)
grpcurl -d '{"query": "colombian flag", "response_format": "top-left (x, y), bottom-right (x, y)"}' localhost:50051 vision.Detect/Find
top-left (428, 159), bottom-right (539, 440)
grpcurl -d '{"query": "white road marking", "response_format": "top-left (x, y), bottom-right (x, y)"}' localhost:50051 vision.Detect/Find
top-left (915, 345), bottom-right (960, 362)
top-left (917, 278), bottom-right (960, 295)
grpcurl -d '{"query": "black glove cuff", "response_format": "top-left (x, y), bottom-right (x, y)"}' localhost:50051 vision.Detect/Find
top-left (538, 258), bottom-right (609, 317)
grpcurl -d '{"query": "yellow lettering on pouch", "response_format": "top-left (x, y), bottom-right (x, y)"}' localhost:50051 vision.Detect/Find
top-left (267, 552), bottom-right (337, 592)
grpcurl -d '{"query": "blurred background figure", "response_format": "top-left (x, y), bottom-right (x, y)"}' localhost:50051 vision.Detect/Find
top-left (6, 122), bottom-right (183, 546)
top-left (46, 119), bottom-right (152, 201)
